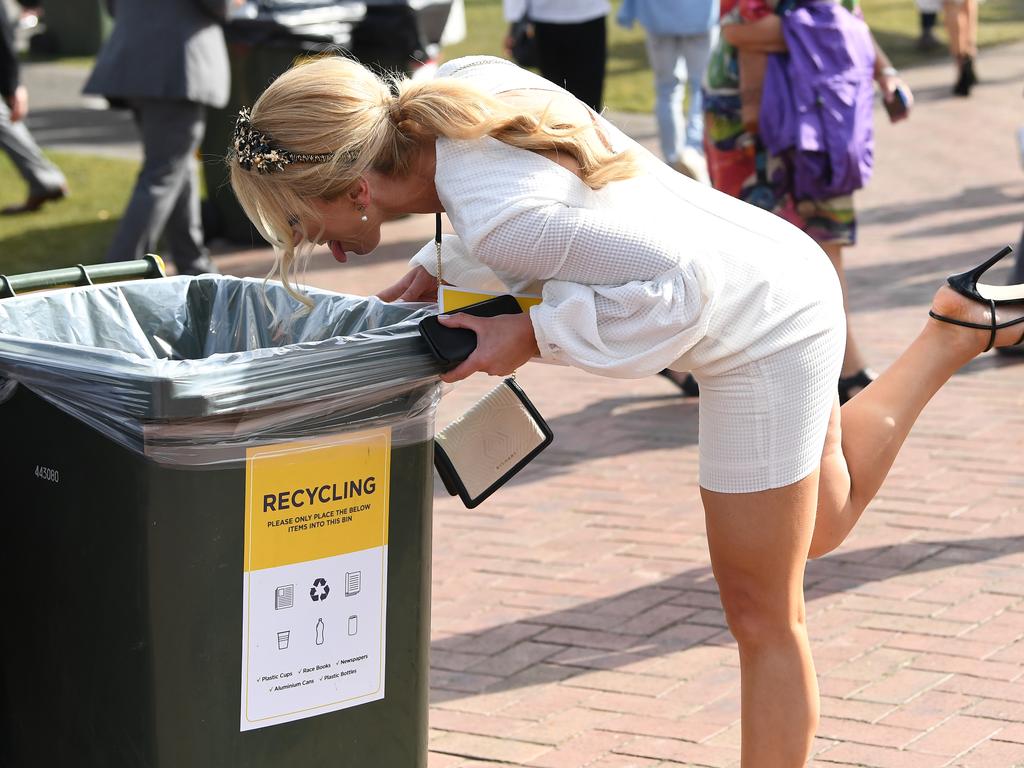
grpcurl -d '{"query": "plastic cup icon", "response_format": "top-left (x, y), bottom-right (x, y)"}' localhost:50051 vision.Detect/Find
top-left (277, 630), bottom-right (290, 650)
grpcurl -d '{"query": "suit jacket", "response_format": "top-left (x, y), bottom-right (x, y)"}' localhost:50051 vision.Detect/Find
top-left (83, 0), bottom-right (231, 108)
top-left (0, 5), bottom-right (18, 98)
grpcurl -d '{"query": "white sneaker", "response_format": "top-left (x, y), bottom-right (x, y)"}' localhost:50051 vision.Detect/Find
top-left (672, 146), bottom-right (710, 186)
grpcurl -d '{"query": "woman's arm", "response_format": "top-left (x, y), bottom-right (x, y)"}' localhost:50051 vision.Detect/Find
top-left (870, 32), bottom-right (913, 122)
top-left (722, 15), bottom-right (787, 53)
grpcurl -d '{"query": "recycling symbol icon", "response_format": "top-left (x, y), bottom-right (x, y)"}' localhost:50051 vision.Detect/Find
top-left (309, 577), bottom-right (330, 602)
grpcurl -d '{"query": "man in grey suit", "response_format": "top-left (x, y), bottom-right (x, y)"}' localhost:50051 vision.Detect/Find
top-left (0, 1), bottom-right (68, 215)
top-left (85, 0), bottom-right (235, 274)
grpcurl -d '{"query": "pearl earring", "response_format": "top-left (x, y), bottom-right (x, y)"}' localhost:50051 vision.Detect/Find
top-left (358, 205), bottom-right (368, 223)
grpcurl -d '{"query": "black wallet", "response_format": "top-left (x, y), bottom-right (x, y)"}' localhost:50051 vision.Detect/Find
top-left (418, 294), bottom-right (523, 369)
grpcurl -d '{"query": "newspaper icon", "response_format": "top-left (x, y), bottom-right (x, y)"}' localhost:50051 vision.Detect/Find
top-left (345, 571), bottom-right (361, 597)
top-left (274, 584), bottom-right (294, 610)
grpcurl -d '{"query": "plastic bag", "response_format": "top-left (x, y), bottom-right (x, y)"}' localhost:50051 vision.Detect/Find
top-left (0, 275), bottom-right (444, 466)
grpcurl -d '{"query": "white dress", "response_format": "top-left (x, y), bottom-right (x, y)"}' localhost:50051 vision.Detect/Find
top-left (411, 56), bottom-right (845, 493)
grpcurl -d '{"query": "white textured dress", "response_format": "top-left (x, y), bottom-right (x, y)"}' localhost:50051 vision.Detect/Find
top-left (411, 56), bottom-right (846, 493)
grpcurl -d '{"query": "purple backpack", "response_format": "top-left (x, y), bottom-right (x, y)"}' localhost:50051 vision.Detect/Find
top-left (759, 1), bottom-right (876, 200)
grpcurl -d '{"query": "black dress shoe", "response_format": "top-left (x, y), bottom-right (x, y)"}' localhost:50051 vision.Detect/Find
top-left (952, 55), bottom-right (978, 97)
top-left (658, 369), bottom-right (700, 397)
top-left (1, 184), bottom-right (68, 215)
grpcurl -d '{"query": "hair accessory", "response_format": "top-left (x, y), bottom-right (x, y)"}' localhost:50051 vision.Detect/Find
top-left (232, 106), bottom-right (348, 174)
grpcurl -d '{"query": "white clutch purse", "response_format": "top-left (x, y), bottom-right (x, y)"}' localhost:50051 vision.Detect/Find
top-left (434, 377), bottom-right (553, 508)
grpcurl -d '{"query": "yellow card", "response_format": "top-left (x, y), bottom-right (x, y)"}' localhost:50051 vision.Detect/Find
top-left (439, 285), bottom-right (541, 314)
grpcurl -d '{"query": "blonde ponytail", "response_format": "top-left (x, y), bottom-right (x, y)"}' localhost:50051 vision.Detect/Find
top-left (229, 56), bottom-right (638, 304)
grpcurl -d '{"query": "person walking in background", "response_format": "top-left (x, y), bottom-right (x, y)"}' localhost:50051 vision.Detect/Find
top-left (916, 0), bottom-right (942, 51)
top-left (945, 0), bottom-right (979, 96)
top-left (616, 0), bottom-right (718, 185)
top-left (0, 0), bottom-right (67, 215)
top-left (704, 0), bottom-right (912, 404)
top-left (83, 0), bottom-right (235, 274)
top-left (502, 0), bottom-right (610, 111)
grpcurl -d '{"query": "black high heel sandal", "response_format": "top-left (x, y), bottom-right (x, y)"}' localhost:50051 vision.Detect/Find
top-left (928, 246), bottom-right (1024, 351)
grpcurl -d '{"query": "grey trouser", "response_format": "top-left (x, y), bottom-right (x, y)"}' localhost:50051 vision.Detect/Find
top-left (106, 98), bottom-right (208, 269)
top-left (0, 97), bottom-right (66, 197)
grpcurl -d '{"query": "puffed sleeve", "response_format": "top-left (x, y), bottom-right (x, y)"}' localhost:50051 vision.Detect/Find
top-left (474, 203), bottom-right (717, 377)
top-left (435, 136), bottom-right (716, 377)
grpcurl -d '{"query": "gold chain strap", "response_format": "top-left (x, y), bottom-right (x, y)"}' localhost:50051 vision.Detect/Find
top-left (434, 212), bottom-right (443, 288)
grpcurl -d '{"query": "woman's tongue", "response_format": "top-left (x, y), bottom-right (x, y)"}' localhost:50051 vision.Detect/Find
top-left (329, 240), bottom-right (347, 263)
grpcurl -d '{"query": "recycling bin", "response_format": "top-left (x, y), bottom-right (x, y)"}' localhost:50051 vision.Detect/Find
top-left (42, 0), bottom-right (112, 56)
top-left (0, 273), bottom-right (443, 767)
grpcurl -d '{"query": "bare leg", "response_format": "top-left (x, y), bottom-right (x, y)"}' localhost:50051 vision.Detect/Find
top-left (811, 285), bottom-right (1021, 557)
top-left (822, 242), bottom-right (870, 380)
top-left (963, 0), bottom-right (978, 57)
top-left (703, 473), bottom-right (820, 768)
top-left (944, 0), bottom-right (966, 60)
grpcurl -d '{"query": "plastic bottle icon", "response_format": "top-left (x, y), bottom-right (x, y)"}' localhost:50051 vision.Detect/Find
top-left (315, 618), bottom-right (325, 646)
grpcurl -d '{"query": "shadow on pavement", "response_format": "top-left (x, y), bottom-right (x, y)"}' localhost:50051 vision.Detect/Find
top-left (430, 534), bottom-right (1024, 703)
top-left (859, 182), bottom-right (1024, 225)
top-left (429, 392), bottom-right (699, 501)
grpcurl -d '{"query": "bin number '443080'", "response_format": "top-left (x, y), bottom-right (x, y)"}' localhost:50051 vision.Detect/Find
top-left (34, 465), bottom-right (59, 483)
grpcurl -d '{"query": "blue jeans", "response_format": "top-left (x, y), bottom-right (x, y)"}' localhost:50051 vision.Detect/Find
top-left (644, 27), bottom-right (718, 163)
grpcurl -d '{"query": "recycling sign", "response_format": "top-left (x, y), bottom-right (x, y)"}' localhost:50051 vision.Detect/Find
top-left (310, 577), bottom-right (330, 602)
top-left (241, 429), bottom-right (390, 732)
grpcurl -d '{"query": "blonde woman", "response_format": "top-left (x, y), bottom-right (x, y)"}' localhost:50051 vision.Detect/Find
top-left (230, 55), bottom-right (1023, 767)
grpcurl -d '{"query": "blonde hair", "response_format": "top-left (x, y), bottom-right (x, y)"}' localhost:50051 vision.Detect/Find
top-left (229, 56), bottom-right (639, 304)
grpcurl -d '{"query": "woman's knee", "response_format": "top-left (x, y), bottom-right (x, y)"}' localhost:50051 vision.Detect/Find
top-left (717, 579), bottom-right (806, 649)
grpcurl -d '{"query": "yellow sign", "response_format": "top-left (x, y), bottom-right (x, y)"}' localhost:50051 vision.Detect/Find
top-left (243, 428), bottom-right (391, 572)
top-left (439, 285), bottom-right (542, 314)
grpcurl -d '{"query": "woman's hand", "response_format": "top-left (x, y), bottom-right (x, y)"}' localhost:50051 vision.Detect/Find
top-left (880, 75), bottom-right (913, 124)
top-left (376, 266), bottom-right (442, 303)
top-left (437, 311), bottom-right (539, 384)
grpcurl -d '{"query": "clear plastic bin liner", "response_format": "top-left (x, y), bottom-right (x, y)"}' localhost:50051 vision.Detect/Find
top-left (0, 275), bottom-right (443, 466)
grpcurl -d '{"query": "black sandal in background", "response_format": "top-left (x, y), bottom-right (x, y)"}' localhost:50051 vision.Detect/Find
top-left (838, 368), bottom-right (876, 405)
top-left (658, 369), bottom-right (700, 397)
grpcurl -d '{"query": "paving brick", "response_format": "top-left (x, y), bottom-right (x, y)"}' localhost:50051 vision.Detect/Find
top-left (525, 730), bottom-right (633, 768)
top-left (813, 742), bottom-right (950, 767)
top-left (428, 733), bottom-right (552, 764)
top-left (906, 715), bottom-right (1003, 757)
top-left (614, 735), bottom-right (740, 767)
top-left (953, 737), bottom-right (1024, 768)
top-left (852, 669), bottom-right (950, 705)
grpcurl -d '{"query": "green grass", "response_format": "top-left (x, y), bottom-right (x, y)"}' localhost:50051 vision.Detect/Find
top-left (444, 0), bottom-right (1024, 113)
top-left (0, 151), bottom-right (139, 275)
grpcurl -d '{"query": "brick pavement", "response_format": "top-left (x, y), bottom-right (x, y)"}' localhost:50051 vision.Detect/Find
top-left (215, 43), bottom-right (1023, 768)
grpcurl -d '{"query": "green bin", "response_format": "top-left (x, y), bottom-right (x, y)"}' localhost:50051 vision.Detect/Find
top-left (0, 274), bottom-right (443, 767)
top-left (43, 0), bottom-right (112, 56)
top-left (203, 37), bottom-right (312, 244)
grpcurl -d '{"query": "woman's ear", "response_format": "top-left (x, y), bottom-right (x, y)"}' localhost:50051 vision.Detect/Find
top-left (347, 177), bottom-right (371, 208)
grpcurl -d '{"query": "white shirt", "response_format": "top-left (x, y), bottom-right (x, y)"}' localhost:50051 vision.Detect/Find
top-left (502, 0), bottom-right (610, 24)
top-left (414, 57), bottom-right (836, 378)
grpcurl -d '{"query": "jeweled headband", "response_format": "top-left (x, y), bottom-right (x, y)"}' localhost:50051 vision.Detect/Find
top-left (232, 107), bottom-right (354, 174)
